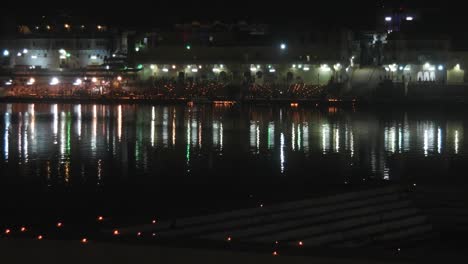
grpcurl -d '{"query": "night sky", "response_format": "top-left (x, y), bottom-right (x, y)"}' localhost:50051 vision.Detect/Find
top-left (1, 0), bottom-right (461, 31)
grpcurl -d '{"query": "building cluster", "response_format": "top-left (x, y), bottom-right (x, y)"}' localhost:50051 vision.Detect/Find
top-left (0, 7), bottom-right (467, 99)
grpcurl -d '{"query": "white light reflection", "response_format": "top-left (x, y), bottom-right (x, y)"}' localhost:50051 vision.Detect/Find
top-left (186, 117), bottom-right (191, 170)
top-left (220, 123), bottom-right (223, 152)
top-left (191, 119), bottom-right (197, 147)
top-left (268, 122), bottom-right (275, 150)
top-left (302, 122), bottom-right (309, 152)
top-left (4, 112), bottom-right (10, 161)
top-left (292, 124), bottom-right (296, 151)
top-left (163, 107), bottom-right (169, 146)
top-left (280, 133), bottom-right (285, 174)
top-left (322, 124), bottom-right (330, 154)
top-left (437, 127), bottom-right (442, 154)
top-left (455, 130), bottom-right (459, 154)
top-left (424, 129), bottom-right (429, 156)
top-left (213, 122), bottom-right (219, 146)
top-left (256, 125), bottom-right (260, 152)
top-left (117, 105), bottom-right (122, 142)
top-left (52, 104), bottom-right (58, 144)
top-left (151, 106), bottom-right (155, 147)
top-left (172, 109), bottom-right (176, 146)
top-left (75, 105), bottom-right (82, 139)
top-left (28, 104), bottom-right (35, 140)
top-left (398, 126), bottom-right (402, 153)
top-left (18, 114), bottom-right (22, 161)
top-left (92, 105), bottom-right (97, 152)
top-left (60, 112), bottom-right (66, 160)
top-left (334, 126), bottom-right (340, 153)
top-left (198, 121), bottom-right (202, 148)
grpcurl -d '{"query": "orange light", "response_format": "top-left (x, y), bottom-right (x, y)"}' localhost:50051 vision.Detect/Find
top-left (5, 229), bottom-right (10, 234)
top-left (81, 238), bottom-right (88, 244)
top-left (20, 227), bottom-right (27, 232)
top-left (57, 222), bottom-right (62, 228)
top-left (38, 235), bottom-right (43, 240)
top-left (113, 230), bottom-right (119, 236)
top-left (272, 251), bottom-right (278, 256)
top-left (97, 216), bottom-right (104, 221)
top-left (290, 103), bottom-right (299, 107)
top-left (298, 241), bottom-right (303, 246)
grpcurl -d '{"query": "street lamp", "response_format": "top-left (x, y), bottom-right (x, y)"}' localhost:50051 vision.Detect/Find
top-left (50, 77), bottom-right (59, 85)
top-left (280, 43), bottom-right (286, 50)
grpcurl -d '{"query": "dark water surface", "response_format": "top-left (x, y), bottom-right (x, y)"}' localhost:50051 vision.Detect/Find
top-left (0, 103), bottom-right (467, 226)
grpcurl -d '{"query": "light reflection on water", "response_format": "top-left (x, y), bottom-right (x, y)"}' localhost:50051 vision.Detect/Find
top-left (0, 103), bottom-right (466, 187)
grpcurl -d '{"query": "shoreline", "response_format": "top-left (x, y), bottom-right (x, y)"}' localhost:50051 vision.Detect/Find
top-left (1, 96), bottom-right (468, 109)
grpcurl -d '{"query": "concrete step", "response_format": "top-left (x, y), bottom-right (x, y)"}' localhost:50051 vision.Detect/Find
top-left (118, 185), bottom-right (403, 235)
top-left (252, 208), bottom-right (421, 243)
top-left (295, 215), bottom-right (428, 247)
top-left (151, 195), bottom-right (408, 238)
top-left (202, 200), bottom-right (412, 241)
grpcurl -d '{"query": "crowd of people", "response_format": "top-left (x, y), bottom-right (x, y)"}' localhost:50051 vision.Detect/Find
top-left (2, 78), bottom-right (327, 100)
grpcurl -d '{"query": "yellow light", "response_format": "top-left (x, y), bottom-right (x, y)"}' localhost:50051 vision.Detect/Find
top-left (64, 24), bottom-right (70, 29)
top-left (38, 235), bottom-right (43, 240)
top-left (97, 216), bottom-right (104, 221)
top-left (20, 227), bottom-right (27, 232)
top-left (117, 76), bottom-right (122, 81)
top-left (92, 77), bottom-right (98, 83)
top-left (113, 230), bottom-right (120, 236)
top-left (81, 238), bottom-right (88, 244)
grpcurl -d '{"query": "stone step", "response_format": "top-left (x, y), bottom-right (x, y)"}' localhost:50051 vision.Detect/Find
top-left (118, 186), bottom-right (403, 235)
top-left (202, 200), bottom-right (412, 241)
top-left (152, 195), bottom-right (408, 238)
top-left (296, 215), bottom-right (427, 247)
top-left (333, 224), bottom-right (433, 248)
top-left (252, 209), bottom-right (421, 243)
